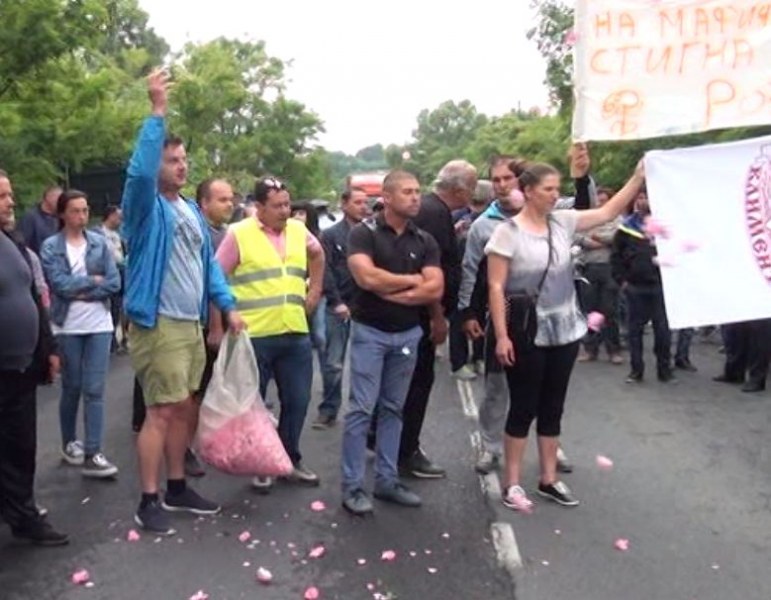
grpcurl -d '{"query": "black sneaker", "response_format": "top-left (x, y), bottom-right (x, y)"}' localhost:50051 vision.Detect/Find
top-left (162, 488), bottom-right (221, 515)
top-left (556, 447), bottom-right (573, 474)
top-left (537, 481), bottom-right (580, 507)
top-left (342, 488), bottom-right (374, 515)
top-left (400, 449), bottom-right (446, 479)
top-left (311, 414), bottom-right (337, 430)
top-left (184, 448), bottom-right (206, 478)
top-left (625, 371), bottom-right (643, 384)
top-left (135, 500), bottom-right (176, 535)
top-left (657, 370), bottom-right (677, 383)
top-left (373, 482), bottom-right (422, 507)
top-left (674, 359), bottom-right (697, 372)
top-left (12, 520), bottom-right (69, 546)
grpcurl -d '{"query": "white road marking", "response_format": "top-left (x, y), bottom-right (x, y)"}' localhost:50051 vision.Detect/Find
top-left (457, 380), bottom-right (479, 419)
top-left (491, 521), bottom-right (523, 572)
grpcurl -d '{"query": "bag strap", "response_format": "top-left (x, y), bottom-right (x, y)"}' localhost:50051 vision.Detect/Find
top-left (534, 217), bottom-right (553, 295)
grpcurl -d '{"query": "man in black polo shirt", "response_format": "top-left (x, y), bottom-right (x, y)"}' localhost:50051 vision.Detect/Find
top-left (341, 170), bottom-right (443, 515)
top-left (400, 160), bottom-right (477, 478)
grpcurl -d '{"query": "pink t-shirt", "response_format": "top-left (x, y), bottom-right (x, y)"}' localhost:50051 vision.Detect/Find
top-left (216, 217), bottom-right (322, 275)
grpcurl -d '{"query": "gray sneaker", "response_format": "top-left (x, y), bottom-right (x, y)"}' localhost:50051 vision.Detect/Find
top-left (342, 489), bottom-right (374, 515)
top-left (82, 453), bottom-right (119, 478)
top-left (281, 464), bottom-right (320, 487)
top-left (251, 476), bottom-right (274, 494)
top-left (373, 482), bottom-right (422, 508)
top-left (61, 441), bottom-right (85, 466)
top-left (475, 449), bottom-right (500, 475)
top-left (135, 500), bottom-right (176, 536)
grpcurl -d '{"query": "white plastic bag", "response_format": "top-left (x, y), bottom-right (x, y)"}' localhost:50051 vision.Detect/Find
top-left (194, 331), bottom-right (292, 476)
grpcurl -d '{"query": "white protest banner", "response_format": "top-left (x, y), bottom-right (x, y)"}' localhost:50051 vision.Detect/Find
top-left (644, 135), bottom-right (771, 328)
top-left (572, 0), bottom-right (771, 141)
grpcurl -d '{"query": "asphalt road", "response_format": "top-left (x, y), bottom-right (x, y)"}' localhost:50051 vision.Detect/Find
top-left (0, 351), bottom-right (512, 600)
top-left (477, 335), bottom-right (771, 600)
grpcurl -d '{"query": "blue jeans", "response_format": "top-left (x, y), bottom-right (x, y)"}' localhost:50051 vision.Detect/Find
top-left (341, 323), bottom-right (422, 495)
top-left (310, 296), bottom-right (327, 368)
top-left (58, 333), bottom-right (112, 455)
top-left (251, 334), bottom-right (312, 465)
top-left (318, 307), bottom-right (351, 419)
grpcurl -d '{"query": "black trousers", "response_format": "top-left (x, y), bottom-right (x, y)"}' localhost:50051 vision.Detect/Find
top-left (449, 310), bottom-right (484, 372)
top-left (504, 341), bottom-right (579, 438)
top-left (399, 319), bottom-right (436, 463)
top-left (582, 263), bottom-right (621, 355)
top-left (722, 319), bottom-right (771, 385)
top-left (626, 286), bottom-right (671, 376)
top-left (0, 369), bottom-right (41, 530)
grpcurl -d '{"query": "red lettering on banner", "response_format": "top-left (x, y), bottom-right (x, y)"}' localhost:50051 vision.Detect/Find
top-left (706, 79), bottom-right (736, 123)
top-left (601, 89), bottom-right (643, 136)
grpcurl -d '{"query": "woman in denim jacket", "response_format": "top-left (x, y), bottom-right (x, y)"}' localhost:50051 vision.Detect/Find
top-left (40, 190), bottom-right (121, 478)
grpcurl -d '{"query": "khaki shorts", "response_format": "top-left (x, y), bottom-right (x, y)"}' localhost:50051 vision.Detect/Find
top-left (129, 316), bottom-right (205, 406)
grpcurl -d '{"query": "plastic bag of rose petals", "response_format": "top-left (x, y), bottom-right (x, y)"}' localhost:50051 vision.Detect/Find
top-left (194, 332), bottom-right (292, 477)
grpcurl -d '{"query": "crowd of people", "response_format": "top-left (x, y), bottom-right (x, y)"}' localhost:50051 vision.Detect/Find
top-left (1, 68), bottom-right (769, 547)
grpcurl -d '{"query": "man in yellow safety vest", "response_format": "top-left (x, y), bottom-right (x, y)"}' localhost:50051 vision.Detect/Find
top-left (215, 177), bottom-right (325, 489)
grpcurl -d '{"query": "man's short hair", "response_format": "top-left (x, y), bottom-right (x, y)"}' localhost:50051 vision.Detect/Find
top-left (0, 169), bottom-right (8, 179)
top-left (341, 186), bottom-right (366, 202)
top-left (164, 134), bottom-right (184, 149)
top-left (382, 170), bottom-right (418, 195)
top-left (434, 160), bottom-right (477, 192)
top-left (103, 204), bottom-right (120, 221)
top-left (196, 178), bottom-right (216, 205)
top-left (488, 155), bottom-right (517, 178)
top-left (253, 176), bottom-right (287, 204)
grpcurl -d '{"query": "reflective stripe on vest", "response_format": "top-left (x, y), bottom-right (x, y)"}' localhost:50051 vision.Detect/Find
top-left (230, 218), bottom-right (308, 337)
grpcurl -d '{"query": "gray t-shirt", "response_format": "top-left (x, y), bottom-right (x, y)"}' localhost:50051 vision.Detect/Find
top-left (159, 199), bottom-right (204, 321)
top-left (485, 211), bottom-right (587, 347)
top-left (0, 232), bottom-right (39, 370)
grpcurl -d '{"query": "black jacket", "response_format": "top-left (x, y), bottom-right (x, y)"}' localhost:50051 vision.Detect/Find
top-left (4, 230), bottom-right (58, 384)
top-left (321, 219), bottom-right (356, 308)
top-left (610, 214), bottom-right (662, 289)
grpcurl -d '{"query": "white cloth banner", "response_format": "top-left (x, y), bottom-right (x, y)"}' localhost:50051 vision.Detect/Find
top-left (572, 0), bottom-right (771, 141)
top-left (645, 135), bottom-right (771, 328)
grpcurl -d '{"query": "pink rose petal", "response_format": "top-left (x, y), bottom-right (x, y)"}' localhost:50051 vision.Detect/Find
top-left (614, 538), bottom-right (630, 551)
top-left (127, 529), bottom-right (141, 542)
top-left (84, 582), bottom-right (95, 588)
top-left (441, 532), bottom-right (450, 539)
top-left (256, 567), bottom-right (273, 584)
top-left (681, 240), bottom-right (700, 253)
top-left (357, 558), bottom-right (367, 566)
top-left (409, 551), bottom-right (417, 557)
top-left (238, 531), bottom-right (251, 543)
top-left (310, 500), bottom-right (326, 512)
top-left (189, 591), bottom-right (209, 600)
top-left (380, 549), bottom-right (396, 562)
top-left (304, 586), bottom-right (320, 600)
top-left (71, 569), bottom-right (90, 585)
top-left (427, 567), bottom-right (439, 574)
top-left (367, 583), bottom-right (376, 591)
top-left (309, 545), bottom-right (326, 559)
top-left (596, 455), bottom-right (614, 470)
top-left (587, 311), bottom-right (606, 332)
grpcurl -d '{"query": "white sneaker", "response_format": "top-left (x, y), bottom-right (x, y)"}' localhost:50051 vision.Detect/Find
top-left (251, 476), bottom-right (274, 493)
top-left (452, 365), bottom-right (477, 381)
top-left (61, 441), bottom-right (85, 466)
top-left (502, 485), bottom-right (534, 512)
top-left (474, 449), bottom-right (500, 474)
top-left (474, 360), bottom-right (486, 375)
top-left (82, 453), bottom-right (119, 478)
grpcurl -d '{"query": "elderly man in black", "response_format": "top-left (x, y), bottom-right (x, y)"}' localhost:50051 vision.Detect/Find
top-left (0, 169), bottom-right (68, 546)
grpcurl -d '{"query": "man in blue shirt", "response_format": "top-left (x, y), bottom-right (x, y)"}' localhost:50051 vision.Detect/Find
top-left (122, 69), bottom-right (244, 535)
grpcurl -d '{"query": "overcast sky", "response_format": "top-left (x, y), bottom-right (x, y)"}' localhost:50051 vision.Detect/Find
top-left (139, 0), bottom-right (551, 154)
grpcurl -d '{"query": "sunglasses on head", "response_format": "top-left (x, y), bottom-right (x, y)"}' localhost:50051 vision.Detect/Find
top-left (261, 177), bottom-right (286, 191)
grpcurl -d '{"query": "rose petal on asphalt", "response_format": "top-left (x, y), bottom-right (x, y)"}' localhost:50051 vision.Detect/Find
top-left (189, 591), bottom-right (209, 600)
top-left (596, 455), bottom-right (614, 471)
top-left (380, 550), bottom-right (396, 561)
top-left (310, 501), bottom-right (326, 512)
top-left (238, 531), bottom-right (251, 543)
top-left (84, 582), bottom-right (95, 588)
top-left (711, 564), bottom-right (720, 571)
top-left (304, 586), bottom-right (320, 599)
top-left (126, 529), bottom-right (141, 542)
top-left (242, 561), bottom-right (251, 567)
top-left (427, 567), bottom-right (439, 574)
top-left (441, 532), bottom-right (450, 539)
top-left (71, 569), bottom-right (90, 585)
top-left (309, 545), bottom-right (326, 559)
top-left (554, 529), bottom-right (562, 535)
top-left (357, 558), bottom-right (367, 566)
top-left (424, 549), bottom-right (432, 555)
top-left (367, 583), bottom-right (376, 591)
top-left (541, 560), bottom-right (550, 566)
top-left (287, 542), bottom-right (296, 549)
top-left (256, 567), bottom-right (273, 584)
top-left (81, 497), bottom-right (90, 505)
top-left (614, 538), bottom-right (630, 551)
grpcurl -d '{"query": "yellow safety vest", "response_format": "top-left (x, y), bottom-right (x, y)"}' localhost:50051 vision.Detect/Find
top-left (229, 218), bottom-right (308, 337)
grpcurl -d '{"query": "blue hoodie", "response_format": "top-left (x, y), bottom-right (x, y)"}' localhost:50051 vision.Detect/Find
top-left (121, 116), bottom-right (235, 328)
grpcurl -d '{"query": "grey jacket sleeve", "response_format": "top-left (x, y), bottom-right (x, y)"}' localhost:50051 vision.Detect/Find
top-left (458, 222), bottom-right (486, 311)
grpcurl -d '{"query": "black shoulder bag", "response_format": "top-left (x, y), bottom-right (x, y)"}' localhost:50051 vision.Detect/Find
top-left (504, 218), bottom-right (553, 350)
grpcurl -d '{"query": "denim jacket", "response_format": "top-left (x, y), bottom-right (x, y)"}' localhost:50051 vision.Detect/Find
top-left (121, 116), bottom-right (235, 328)
top-left (40, 230), bottom-right (121, 327)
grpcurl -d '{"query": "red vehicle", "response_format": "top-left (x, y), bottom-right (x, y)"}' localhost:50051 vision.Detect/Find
top-left (346, 172), bottom-right (386, 204)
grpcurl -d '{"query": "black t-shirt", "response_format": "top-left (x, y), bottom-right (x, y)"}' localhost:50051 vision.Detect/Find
top-left (348, 215), bottom-right (440, 332)
top-left (413, 193), bottom-right (460, 315)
